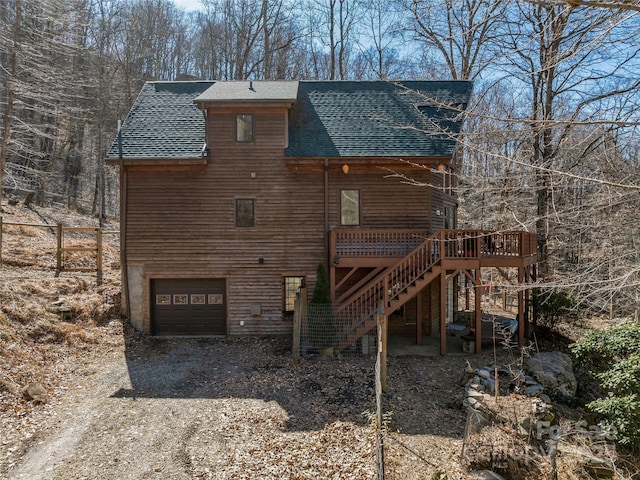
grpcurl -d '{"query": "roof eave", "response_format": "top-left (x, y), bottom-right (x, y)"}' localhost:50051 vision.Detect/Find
top-left (195, 99), bottom-right (296, 109)
top-left (106, 157), bottom-right (207, 167)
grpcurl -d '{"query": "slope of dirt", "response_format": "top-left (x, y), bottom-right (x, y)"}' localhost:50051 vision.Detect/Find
top-left (0, 204), bottom-right (123, 477)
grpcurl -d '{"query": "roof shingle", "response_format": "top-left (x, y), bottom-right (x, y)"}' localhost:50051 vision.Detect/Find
top-left (107, 81), bottom-right (214, 159)
top-left (285, 81), bottom-right (473, 158)
top-left (107, 80), bottom-right (472, 160)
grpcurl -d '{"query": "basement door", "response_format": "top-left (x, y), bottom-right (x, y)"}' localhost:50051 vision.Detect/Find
top-left (151, 278), bottom-right (226, 335)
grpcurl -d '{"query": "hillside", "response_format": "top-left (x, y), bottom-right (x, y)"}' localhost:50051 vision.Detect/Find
top-left (0, 204), bottom-right (124, 467)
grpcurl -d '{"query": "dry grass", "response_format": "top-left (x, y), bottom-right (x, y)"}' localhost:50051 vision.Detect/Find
top-left (462, 425), bottom-right (552, 480)
top-left (0, 203), bottom-right (122, 438)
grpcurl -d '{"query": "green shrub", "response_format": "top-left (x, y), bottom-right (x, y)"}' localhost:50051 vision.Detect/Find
top-left (533, 288), bottom-right (577, 328)
top-left (311, 262), bottom-right (331, 305)
top-left (571, 321), bottom-right (640, 451)
top-left (308, 263), bottom-right (336, 349)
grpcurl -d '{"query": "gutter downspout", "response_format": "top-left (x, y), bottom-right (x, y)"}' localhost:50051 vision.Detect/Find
top-left (324, 158), bottom-right (329, 269)
top-left (117, 120), bottom-right (130, 319)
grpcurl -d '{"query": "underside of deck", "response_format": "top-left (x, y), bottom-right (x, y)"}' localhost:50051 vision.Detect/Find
top-left (329, 229), bottom-right (538, 354)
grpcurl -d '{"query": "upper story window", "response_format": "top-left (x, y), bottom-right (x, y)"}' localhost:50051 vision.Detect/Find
top-left (236, 198), bottom-right (255, 227)
top-left (340, 189), bottom-right (360, 226)
top-left (236, 114), bottom-right (254, 142)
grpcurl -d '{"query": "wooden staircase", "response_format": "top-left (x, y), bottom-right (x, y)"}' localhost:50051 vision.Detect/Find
top-left (335, 232), bottom-right (442, 350)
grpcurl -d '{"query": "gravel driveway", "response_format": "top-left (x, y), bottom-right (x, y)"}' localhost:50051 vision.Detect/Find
top-left (6, 337), bottom-right (377, 480)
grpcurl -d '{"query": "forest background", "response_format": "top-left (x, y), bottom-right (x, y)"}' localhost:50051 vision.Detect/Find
top-left (1, 0), bottom-right (639, 319)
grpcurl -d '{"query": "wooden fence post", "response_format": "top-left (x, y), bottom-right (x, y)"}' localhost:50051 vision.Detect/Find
top-left (292, 283), bottom-right (308, 363)
top-left (300, 283), bottom-right (307, 338)
top-left (96, 228), bottom-right (103, 285)
top-left (378, 302), bottom-right (388, 393)
top-left (55, 223), bottom-right (62, 276)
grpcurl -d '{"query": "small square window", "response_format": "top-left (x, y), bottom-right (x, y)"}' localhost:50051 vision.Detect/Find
top-left (340, 189), bottom-right (360, 226)
top-left (174, 294), bottom-right (188, 305)
top-left (236, 114), bottom-right (253, 142)
top-left (156, 295), bottom-right (171, 305)
top-left (191, 294), bottom-right (205, 305)
top-left (236, 198), bottom-right (255, 227)
top-left (208, 294), bottom-right (224, 304)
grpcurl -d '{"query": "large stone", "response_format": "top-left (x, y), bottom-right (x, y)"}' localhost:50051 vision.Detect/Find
top-left (525, 351), bottom-right (577, 398)
top-left (23, 382), bottom-right (48, 403)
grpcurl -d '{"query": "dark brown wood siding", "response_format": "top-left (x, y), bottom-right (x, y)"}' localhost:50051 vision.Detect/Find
top-left (328, 170), bottom-right (433, 230)
top-left (124, 106), bottom-right (449, 335)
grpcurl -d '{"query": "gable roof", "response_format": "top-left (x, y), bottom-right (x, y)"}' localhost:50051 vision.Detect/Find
top-left (285, 81), bottom-right (473, 158)
top-left (107, 79), bottom-right (472, 161)
top-left (107, 81), bottom-right (214, 159)
top-left (195, 80), bottom-right (299, 103)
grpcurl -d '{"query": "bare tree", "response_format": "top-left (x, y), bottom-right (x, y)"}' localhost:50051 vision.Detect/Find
top-left (355, 0), bottom-right (405, 79)
top-left (398, 0), bottom-right (507, 81)
top-left (303, 0), bottom-right (360, 80)
top-left (0, 0), bottom-right (92, 207)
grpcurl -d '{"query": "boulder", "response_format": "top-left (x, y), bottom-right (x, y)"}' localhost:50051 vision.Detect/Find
top-left (23, 382), bottom-right (48, 403)
top-left (525, 351), bottom-right (577, 398)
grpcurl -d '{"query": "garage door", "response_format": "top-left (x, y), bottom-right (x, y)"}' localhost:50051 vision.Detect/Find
top-left (151, 278), bottom-right (226, 335)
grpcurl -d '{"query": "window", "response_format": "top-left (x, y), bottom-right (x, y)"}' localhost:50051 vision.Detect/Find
top-left (236, 114), bottom-right (253, 142)
top-left (340, 189), bottom-right (360, 226)
top-left (283, 276), bottom-right (305, 319)
top-left (236, 198), bottom-right (254, 227)
top-left (444, 204), bottom-right (456, 229)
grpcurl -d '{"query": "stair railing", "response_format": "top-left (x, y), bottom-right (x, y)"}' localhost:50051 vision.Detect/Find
top-left (334, 231), bottom-right (442, 347)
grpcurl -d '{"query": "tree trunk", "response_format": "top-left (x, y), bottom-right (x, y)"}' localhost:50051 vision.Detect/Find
top-left (0, 0), bottom-right (21, 210)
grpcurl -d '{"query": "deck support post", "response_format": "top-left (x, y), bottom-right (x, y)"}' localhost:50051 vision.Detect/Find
top-left (439, 268), bottom-right (447, 355)
top-left (475, 268), bottom-right (482, 354)
top-left (416, 291), bottom-right (423, 345)
top-left (518, 266), bottom-right (525, 347)
top-left (465, 274), bottom-right (470, 310)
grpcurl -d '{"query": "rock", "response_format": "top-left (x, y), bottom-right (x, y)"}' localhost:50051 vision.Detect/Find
top-left (558, 443), bottom-right (615, 479)
top-left (23, 382), bottom-right (48, 403)
top-left (469, 471), bottom-right (506, 480)
top-left (531, 398), bottom-right (554, 422)
top-left (320, 347), bottom-right (334, 358)
top-left (525, 351), bottom-right (577, 398)
top-left (467, 385), bottom-right (485, 397)
top-left (525, 383), bottom-right (544, 397)
top-left (483, 378), bottom-right (496, 395)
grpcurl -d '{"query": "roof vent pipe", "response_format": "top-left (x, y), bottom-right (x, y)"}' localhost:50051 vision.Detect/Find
top-left (117, 119), bottom-right (123, 159)
top-left (249, 80), bottom-right (254, 91)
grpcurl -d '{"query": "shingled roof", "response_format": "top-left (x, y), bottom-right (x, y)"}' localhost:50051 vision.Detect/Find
top-left (107, 80), bottom-right (472, 160)
top-left (285, 81), bottom-right (473, 158)
top-left (107, 81), bottom-right (214, 159)
top-left (195, 80), bottom-right (298, 103)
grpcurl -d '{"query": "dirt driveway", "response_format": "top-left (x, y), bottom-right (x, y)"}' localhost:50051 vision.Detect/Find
top-left (5, 337), bottom-right (377, 480)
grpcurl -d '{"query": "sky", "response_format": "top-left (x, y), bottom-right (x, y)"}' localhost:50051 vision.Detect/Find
top-left (173, 0), bottom-right (204, 11)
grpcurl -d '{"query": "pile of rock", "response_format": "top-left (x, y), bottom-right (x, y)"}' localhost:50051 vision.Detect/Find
top-left (464, 351), bottom-right (577, 410)
top-left (462, 352), bottom-right (616, 480)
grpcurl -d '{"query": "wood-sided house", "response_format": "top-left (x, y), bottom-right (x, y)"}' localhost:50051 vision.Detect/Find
top-left (107, 80), bottom-right (538, 354)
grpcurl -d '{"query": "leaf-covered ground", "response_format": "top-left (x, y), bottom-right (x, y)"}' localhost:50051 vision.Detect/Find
top-left (1, 203), bottom-right (638, 480)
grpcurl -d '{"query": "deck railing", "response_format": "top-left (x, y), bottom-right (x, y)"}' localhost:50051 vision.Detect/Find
top-left (334, 231), bottom-right (442, 347)
top-left (332, 228), bottom-right (538, 260)
top-left (331, 228), bottom-right (538, 349)
top-left (331, 229), bottom-right (429, 259)
top-left (438, 229), bottom-right (538, 259)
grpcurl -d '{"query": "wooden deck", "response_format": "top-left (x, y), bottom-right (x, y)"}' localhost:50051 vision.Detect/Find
top-left (329, 228), bottom-right (538, 353)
